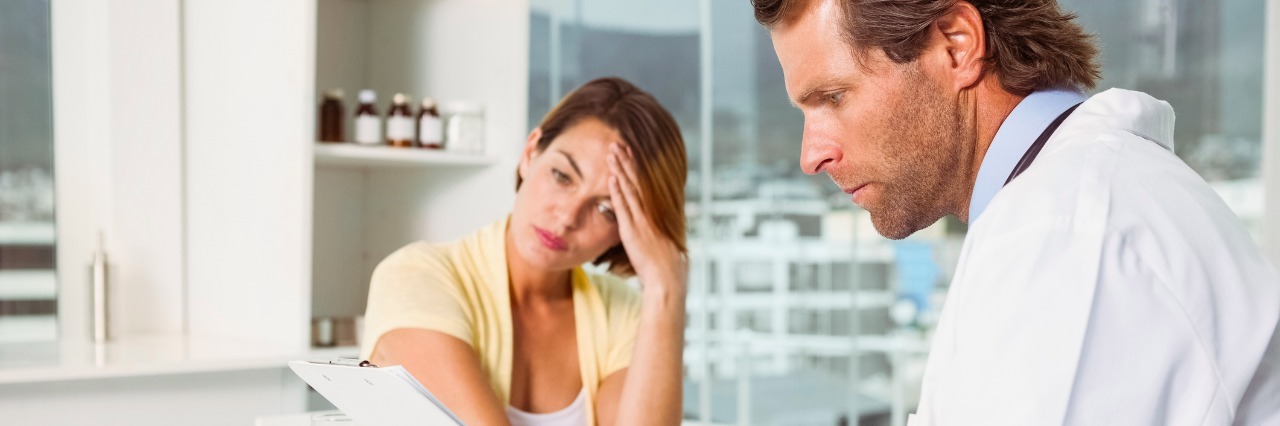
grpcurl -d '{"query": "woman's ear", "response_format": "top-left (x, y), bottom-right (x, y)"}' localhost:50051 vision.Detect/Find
top-left (518, 128), bottom-right (544, 181)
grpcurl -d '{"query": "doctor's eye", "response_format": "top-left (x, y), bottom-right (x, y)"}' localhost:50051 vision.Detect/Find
top-left (825, 91), bottom-right (845, 105)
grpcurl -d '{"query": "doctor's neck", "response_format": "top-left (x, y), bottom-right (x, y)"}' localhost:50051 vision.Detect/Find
top-left (954, 77), bottom-right (1026, 224)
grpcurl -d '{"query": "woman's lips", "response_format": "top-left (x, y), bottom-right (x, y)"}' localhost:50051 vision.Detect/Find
top-left (534, 226), bottom-right (568, 251)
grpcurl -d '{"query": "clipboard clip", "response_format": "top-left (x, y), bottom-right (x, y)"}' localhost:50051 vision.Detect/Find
top-left (321, 358), bottom-right (377, 368)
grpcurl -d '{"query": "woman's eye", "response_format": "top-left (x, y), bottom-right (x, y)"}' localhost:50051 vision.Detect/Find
top-left (597, 203), bottom-right (616, 223)
top-left (551, 168), bottom-right (570, 184)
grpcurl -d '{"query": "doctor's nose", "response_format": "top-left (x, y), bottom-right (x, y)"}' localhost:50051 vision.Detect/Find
top-left (800, 129), bottom-right (843, 176)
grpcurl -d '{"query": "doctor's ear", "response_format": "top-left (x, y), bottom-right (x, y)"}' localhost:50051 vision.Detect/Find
top-left (518, 128), bottom-right (544, 180)
top-left (924, 1), bottom-right (987, 91)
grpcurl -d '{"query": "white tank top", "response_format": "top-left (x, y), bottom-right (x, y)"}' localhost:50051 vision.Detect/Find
top-left (506, 388), bottom-right (589, 426)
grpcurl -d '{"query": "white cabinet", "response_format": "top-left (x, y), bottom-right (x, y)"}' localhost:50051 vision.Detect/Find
top-left (306, 0), bottom-right (528, 332)
top-left (182, 0), bottom-right (531, 349)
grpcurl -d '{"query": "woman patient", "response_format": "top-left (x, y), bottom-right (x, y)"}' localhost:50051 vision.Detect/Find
top-left (361, 77), bottom-right (688, 425)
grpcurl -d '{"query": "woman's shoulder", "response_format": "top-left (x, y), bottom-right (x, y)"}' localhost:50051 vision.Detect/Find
top-left (371, 221), bottom-right (504, 295)
top-left (375, 240), bottom-right (454, 275)
top-left (369, 239), bottom-right (480, 297)
top-left (374, 219), bottom-right (502, 278)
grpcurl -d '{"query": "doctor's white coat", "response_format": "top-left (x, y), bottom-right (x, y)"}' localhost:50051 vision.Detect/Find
top-left (911, 89), bottom-right (1280, 425)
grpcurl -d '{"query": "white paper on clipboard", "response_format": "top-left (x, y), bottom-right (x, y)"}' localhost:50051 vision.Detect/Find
top-left (288, 360), bottom-right (463, 426)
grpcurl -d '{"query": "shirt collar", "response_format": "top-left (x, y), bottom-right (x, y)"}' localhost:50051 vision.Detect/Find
top-left (967, 88), bottom-right (1086, 223)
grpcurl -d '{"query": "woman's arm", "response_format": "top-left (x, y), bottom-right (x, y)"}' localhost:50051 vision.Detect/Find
top-left (598, 143), bottom-right (689, 425)
top-left (372, 328), bottom-right (511, 425)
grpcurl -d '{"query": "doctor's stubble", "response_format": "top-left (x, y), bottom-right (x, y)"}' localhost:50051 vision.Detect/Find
top-left (844, 63), bottom-right (971, 240)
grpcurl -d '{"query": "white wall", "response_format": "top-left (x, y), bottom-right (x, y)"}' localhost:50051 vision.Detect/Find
top-left (183, 0), bottom-right (315, 348)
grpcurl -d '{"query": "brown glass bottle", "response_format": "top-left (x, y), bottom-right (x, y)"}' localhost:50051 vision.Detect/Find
top-left (318, 89), bottom-right (345, 142)
top-left (417, 97), bottom-right (443, 149)
top-left (386, 93), bottom-right (415, 147)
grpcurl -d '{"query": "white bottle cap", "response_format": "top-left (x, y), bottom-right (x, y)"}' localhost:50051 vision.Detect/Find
top-left (393, 93), bottom-right (408, 105)
top-left (359, 89), bottom-right (376, 103)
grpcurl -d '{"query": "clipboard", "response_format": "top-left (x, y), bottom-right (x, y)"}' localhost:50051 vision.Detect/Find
top-left (288, 359), bottom-right (463, 426)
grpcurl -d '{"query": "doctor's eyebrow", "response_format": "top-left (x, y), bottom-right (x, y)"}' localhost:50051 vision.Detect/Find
top-left (791, 77), bottom-right (846, 108)
top-left (792, 89), bottom-right (817, 108)
top-left (555, 149), bottom-right (582, 178)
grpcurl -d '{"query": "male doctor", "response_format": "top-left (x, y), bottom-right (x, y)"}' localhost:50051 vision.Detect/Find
top-left (753, 0), bottom-right (1280, 424)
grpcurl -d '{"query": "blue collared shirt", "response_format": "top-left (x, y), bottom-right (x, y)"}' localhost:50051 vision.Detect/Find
top-left (967, 88), bottom-right (1087, 223)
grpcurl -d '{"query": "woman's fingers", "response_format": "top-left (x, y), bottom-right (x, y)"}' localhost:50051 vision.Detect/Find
top-left (608, 150), bottom-right (646, 222)
top-left (612, 144), bottom-right (642, 199)
top-left (608, 174), bottom-right (633, 228)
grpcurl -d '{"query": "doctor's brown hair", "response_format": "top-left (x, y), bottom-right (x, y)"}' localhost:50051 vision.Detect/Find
top-left (517, 77), bottom-right (688, 276)
top-left (752, 0), bottom-right (1100, 95)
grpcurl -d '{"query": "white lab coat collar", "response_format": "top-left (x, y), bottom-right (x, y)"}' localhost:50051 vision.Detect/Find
top-left (1061, 88), bottom-right (1176, 154)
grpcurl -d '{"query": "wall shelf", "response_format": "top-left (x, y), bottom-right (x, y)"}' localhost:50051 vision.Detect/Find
top-left (314, 143), bottom-right (495, 168)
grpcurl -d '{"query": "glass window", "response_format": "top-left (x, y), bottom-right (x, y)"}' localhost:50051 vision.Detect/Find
top-left (530, 0), bottom-right (1267, 424)
top-left (0, 0), bottom-right (55, 343)
top-left (1067, 0), bottom-right (1266, 240)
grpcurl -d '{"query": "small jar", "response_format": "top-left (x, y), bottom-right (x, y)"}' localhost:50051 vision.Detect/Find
top-left (441, 101), bottom-right (485, 155)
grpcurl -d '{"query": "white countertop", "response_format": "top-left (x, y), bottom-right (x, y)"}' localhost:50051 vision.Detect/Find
top-left (256, 411), bottom-right (726, 426)
top-left (256, 410), bottom-right (351, 426)
top-left (0, 334), bottom-right (359, 385)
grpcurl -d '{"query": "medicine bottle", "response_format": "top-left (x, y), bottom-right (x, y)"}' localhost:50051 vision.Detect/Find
top-left (354, 90), bottom-right (381, 145)
top-left (386, 93), bottom-right (415, 147)
top-left (318, 89), bottom-right (344, 142)
top-left (417, 97), bottom-right (443, 149)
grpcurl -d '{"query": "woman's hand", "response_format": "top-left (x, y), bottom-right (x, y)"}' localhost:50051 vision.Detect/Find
top-left (607, 143), bottom-right (687, 292)
top-left (602, 143), bottom-right (687, 426)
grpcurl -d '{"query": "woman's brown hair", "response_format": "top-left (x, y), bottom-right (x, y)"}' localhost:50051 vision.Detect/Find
top-left (753, 0), bottom-right (1100, 95)
top-left (518, 77), bottom-right (688, 276)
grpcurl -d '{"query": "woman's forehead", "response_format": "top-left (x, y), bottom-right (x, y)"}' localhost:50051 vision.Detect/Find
top-left (546, 118), bottom-right (624, 163)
